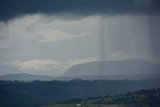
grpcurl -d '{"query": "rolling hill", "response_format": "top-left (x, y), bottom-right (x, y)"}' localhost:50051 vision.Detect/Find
top-left (63, 59), bottom-right (160, 77)
top-left (0, 73), bottom-right (56, 81)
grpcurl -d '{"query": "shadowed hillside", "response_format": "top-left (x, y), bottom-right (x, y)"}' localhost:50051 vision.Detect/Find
top-left (63, 59), bottom-right (160, 77)
top-left (0, 79), bottom-right (160, 107)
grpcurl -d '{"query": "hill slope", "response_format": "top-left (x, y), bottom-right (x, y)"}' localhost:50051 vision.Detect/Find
top-left (0, 73), bottom-right (56, 81)
top-left (63, 59), bottom-right (160, 77)
top-left (0, 79), bottom-right (160, 107)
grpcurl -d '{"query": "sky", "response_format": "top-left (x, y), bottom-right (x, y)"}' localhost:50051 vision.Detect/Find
top-left (0, 0), bottom-right (160, 76)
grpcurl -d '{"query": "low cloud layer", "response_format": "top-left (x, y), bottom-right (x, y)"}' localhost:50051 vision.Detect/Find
top-left (0, 15), bottom-right (89, 44)
top-left (3, 57), bottom-right (97, 76)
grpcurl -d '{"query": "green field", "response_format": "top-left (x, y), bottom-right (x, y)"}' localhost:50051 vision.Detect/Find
top-left (42, 88), bottom-right (160, 107)
top-left (42, 98), bottom-right (153, 107)
top-left (44, 104), bottom-right (123, 107)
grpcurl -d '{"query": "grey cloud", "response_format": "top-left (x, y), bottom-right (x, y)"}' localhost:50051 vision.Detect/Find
top-left (0, 0), bottom-right (160, 21)
top-left (133, 0), bottom-right (152, 6)
top-left (0, 22), bottom-right (7, 42)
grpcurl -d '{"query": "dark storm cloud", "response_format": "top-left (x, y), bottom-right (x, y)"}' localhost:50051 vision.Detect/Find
top-left (0, 0), bottom-right (160, 21)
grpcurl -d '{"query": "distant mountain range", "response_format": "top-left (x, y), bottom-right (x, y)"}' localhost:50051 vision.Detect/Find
top-left (0, 59), bottom-right (160, 81)
top-left (0, 60), bottom-right (159, 106)
top-left (63, 59), bottom-right (160, 77)
top-left (1, 73), bottom-right (160, 81)
top-left (0, 73), bottom-right (56, 81)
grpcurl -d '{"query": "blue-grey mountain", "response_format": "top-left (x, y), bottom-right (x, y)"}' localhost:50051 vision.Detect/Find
top-left (63, 59), bottom-right (160, 77)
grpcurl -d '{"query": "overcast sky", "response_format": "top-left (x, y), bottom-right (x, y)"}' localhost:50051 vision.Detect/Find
top-left (0, 0), bottom-right (160, 76)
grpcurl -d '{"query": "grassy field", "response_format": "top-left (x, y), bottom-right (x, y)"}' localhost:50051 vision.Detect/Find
top-left (42, 103), bottom-right (121, 107)
top-left (42, 88), bottom-right (160, 107)
top-left (42, 97), bottom-right (151, 107)
top-left (43, 103), bottom-right (149, 107)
